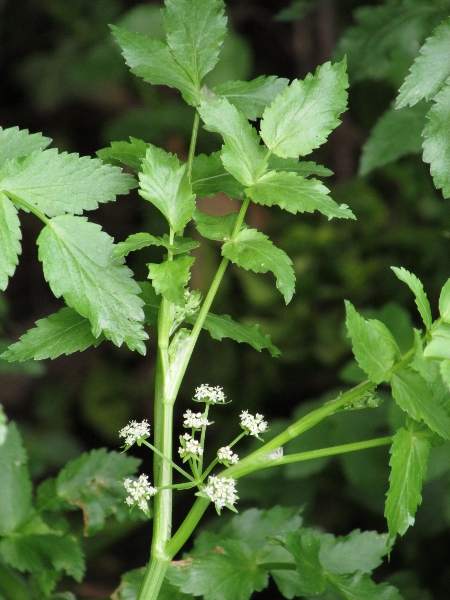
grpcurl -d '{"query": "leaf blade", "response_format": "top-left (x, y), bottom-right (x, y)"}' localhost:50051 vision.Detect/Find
top-left (422, 83), bottom-right (450, 198)
top-left (0, 193), bottom-right (21, 291)
top-left (391, 266), bottom-right (432, 330)
top-left (0, 126), bottom-right (51, 168)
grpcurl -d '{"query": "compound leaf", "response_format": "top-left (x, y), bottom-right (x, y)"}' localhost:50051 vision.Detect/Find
top-left (422, 82), bottom-right (450, 198)
top-left (0, 192), bottom-right (21, 291)
top-left (260, 60), bottom-right (348, 158)
top-left (0, 126), bottom-right (51, 168)
top-left (148, 255), bottom-right (195, 306)
top-left (391, 266), bottom-right (432, 330)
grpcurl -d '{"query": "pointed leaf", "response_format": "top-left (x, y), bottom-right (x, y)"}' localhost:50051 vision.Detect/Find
top-left (260, 60), bottom-right (348, 158)
top-left (439, 277), bottom-right (450, 322)
top-left (0, 126), bottom-right (51, 168)
top-left (198, 96), bottom-right (267, 186)
top-left (193, 208), bottom-right (239, 241)
top-left (222, 228), bottom-right (295, 303)
top-left (281, 529), bottom-right (326, 595)
top-left (148, 255), bottom-right (195, 306)
top-left (212, 76), bottom-right (288, 120)
top-left (391, 266), bottom-right (432, 330)
top-left (0, 307), bottom-right (104, 362)
top-left (139, 145), bottom-right (195, 231)
top-left (246, 171), bottom-right (354, 220)
top-left (385, 426), bottom-right (430, 538)
top-left (96, 137), bottom-right (148, 172)
top-left (391, 368), bottom-right (450, 439)
top-left (114, 233), bottom-right (199, 258)
top-left (0, 149), bottom-right (136, 217)
top-left (424, 321), bottom-right (450, 360)
top-left (397, 17), bottom-right (450, 107)
top-left (422, 82), bottom-right (450, 198)
top-left (37, 215), bottom-right (147, 353)
top-left (267, 156), bottom-right (333, 177)
top-left (191, 152), bottom-right (244, 199)
top-left (163, 0), bottom-right (227, 84)
top-left (0, 192), bottom-right (21, 291)
top-left (325, 572), bottom-right (403, 600)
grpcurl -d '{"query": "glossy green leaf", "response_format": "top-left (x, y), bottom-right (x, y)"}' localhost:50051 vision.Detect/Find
top-left (96, 137), bottom-right (148, 172)
top-left (422, 83), bottom-right (450, 198)
top-left (212, 76), bottom-right (288, 120)
top-left (191, 153), bottom-right (244, 199)
top-left (391, 266), bottom-right (432, 330)
top-left (114, 233), bottom-right (199, 258)
top-left (397, 17), bottom-right (450, 107)
top-left (260, 59), bottom-right (348, 158)
top-left (345, 301), bottom-right (399, 384)
top-left (147, 255), bottom-right (195, 306)
top-left (391, 368), bottom-right (450, 439)
top-left (0, 126), bottom-right (51, 168)
top-left (424, 321), bottom-right (450, 360)
top-left (198, 96), bottom-right (267, 186)
top-left (0, 192), bottom-right (21, 291)
top-left (267, 157), bottom-right (333, 177)
top-left (246, 171), bottom-right (354, 220)
top-left (37, 215), bottom-right (147, 353)
top-left (385, 425), bottom-right (430, 538)
top-left (139, 145), bottom-right (195, 231)
top-left (222, 228), bottom-right (295, 303)
top-left (0, 149), bottom-right (136, 218)
top-left (193, 208), bottom-right (239, 241)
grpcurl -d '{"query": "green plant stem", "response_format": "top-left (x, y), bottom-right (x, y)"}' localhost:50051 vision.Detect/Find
top-left (186, 112), bottom-right (200, 183)
top-left (0, 561), bottom-right (33, 600)
top-left (4, 192), bottom-right (49, 225)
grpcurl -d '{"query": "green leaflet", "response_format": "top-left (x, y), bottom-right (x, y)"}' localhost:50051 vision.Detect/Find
top-left (139, 144), bottom-right (195, 232)
top-left (259, 59), bottom-right (348, 158)
top-left (198, 96), bottom-right (267, 186)
top-left (37, 215), bottom-right (147, 354)
top-left (391, 266), bottom-right (432, 330)
top-left (397, 17), bottom-right (450, 107)
top-left (222, 228), bottom-right (295, 304)
top-left (191, 152), bottom-right (244, 199)
top-left (0, 148), bottom-right (136, 218)
top-left (96, 137), bottom-right (148, 172)
top-left (0, 126), bottom-right (51, 168)
top-left (267, 156), bottom-right (333, 177)
top-left (113, 233), bottom-right (199, 258)
top-left (439, 277), bottom-right (450, 322)
top-left (193, 208), bottom-right (239, 241)
top-left (385, 425), bottom-right (430, 538)
top-left (245, 171), bottom-right (355, 220)
top-left (147, 255), bottom-right (195, 306)
top-left (422, 83), bottom-right (450, 198)
top-left (0, 192), bottom-right (21, 291)
top-left (424, 321), bottom-right (450, 360)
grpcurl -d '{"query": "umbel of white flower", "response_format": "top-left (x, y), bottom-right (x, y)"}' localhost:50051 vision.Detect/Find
top-left (240, 411), bottom-right (268, 438)
top-left (178, 433), bottom-right (203, 461)
top-left (183, 409), bottom-right (211, 429)
top-left (202, 475), bottom-right (238, 515)
top-left (119, 419), bottom-right (150, 449)
top-left (193, 384), bottom-right (226, 404)
top-left (217, 446), bottom-right (239, 466)
top-left (123, 474), bottom-right (157, 518)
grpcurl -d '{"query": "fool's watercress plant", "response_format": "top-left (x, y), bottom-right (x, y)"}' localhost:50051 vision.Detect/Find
top-left (1, 1), bottom-right (450, 599)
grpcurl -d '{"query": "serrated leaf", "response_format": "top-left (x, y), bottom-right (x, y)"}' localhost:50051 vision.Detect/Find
top-left (326, 572), bottom-right (403, 600)
top-left (139, 145), bottom-right (195, 231)
top-left (280, 529), bottom-right (326, 595)
top-left (148, 255), bottom-right (195, 306)
top-left (198, 96), bottom-right (267, 186)
top-left (193, 208), bottom-right (239, 241)
top-left (439, 277), bottom-right (450, 322)
top-left (37, 215), bottom-right (147, 353)
top-left (397, 17), bottom-right (450, 107)
top-left (360, 102), bottom-right (428, 175)
top-left (0, 126), bottom-right (51, 168)
top-left (391, 266), bottom-right (432, 330)
top-left (163, 0), bottom-right (227, 85)
top-left (96, 137), bottom-right (148, 172)
top-left (440, 360), bottom-right (450, 391)
top-left (246, 171), bottom-right (355, 220)
top-left (114, 233), bottom-right (199, 258)
top-left (260, 60), bottom-right (348, 158)
top-left (267, 156), bottom-right (333, 177)
top-left (212, 76), bottom-right (289, 120)
top-left (385, 426), bottom-right (430, 538)
top-left (0, 149), bottom-right (136, 218)
top-left (0, 423), bottom-right (33, 535)
top-left (424, 321), bottom-right (450, 360)
top-left (345, 301), bottom-right (399, 384)
top-left (0, 192), bottom-right (21, 291)
top-left (110, 25), bottom-right (197, 105)
top-left (422, 82), bottom-right (450, 198)
top-left (222, 228), bottom-right (295, 303)
top-left (319, 530), bottom-right (389, 574)
top-left (191, 152), bottom-right (244, 199)
top-left (0, 307), bottom-right (104, 362)
top-left (391, 368), bottom-right (450, 439)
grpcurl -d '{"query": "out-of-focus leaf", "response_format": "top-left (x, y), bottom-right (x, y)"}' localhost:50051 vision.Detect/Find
top-left (422, 83), bottom-right (450, 198)
top-left (0, 192), bottom-right (21, 291)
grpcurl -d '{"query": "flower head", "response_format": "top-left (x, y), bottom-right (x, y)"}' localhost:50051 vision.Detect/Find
top-left (240, 411), bottom-right (268, 439)
top-left (123, 474), bottom-right (157, 517)
top-left (119, 420), bottom-right (150, 449)
top-left (193, 384), bottom-right (226, 405)
top-left (201, 475), bottom-right (238, 515)
top-left (183, 409), bottom-right (212, 430)
top-left (178, 433), bottom-right (203, 461)
top-left (217, 446), bottom-right (239, 466)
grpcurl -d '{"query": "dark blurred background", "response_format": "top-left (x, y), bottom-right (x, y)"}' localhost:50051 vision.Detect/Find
top-left (1, 0), bottom-right (450, 598)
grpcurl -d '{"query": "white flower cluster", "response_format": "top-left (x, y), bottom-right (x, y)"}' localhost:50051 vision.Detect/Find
top-left (178, 433), bottom-right (203, 459)
top-left (119, 419), bottom-right (150, 447)
top-left (183, 409), bottom-right (211, 429)
top-left (217, 446), bottom-right (239, 465)
top-left (203, 475), bottom-right (238, 514)
top-left (193, 384), bottom-right (226, 404)
top-left (123, 474), bottom-right (157, 516)
top-left (240, 411), bottom-right (268, 438)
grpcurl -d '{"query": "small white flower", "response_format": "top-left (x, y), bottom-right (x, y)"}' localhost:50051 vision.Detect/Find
top-left (119, 420), bottom-right (150, 448)
top-left (240, 411), bottom-right (268, 438)
top-left (202, 475), bottom-right (238, 514)
top-left (123, 474), bottom-right (157, 517)
top-left (183, 409), bottom-right (211, 429)
top-left (217, 446), bottom-right (239, 465)
top-left (193, 384), bottom-right (226, 404)
top-left (178, 433), bottom-right (203, 460)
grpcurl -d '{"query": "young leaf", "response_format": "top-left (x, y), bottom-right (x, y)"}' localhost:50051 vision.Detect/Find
top-left (212, 76), bottom-right (289, 121)
top-left (147, 256), bottom-right (195, 306)
top-left (245, 171), bottom-right (355, 220)
top-left (259, 60), bottom-right (348, 158)
top-left (345, 301), bottom-right (399, 384)
top-left (110, 25), bottom-right (197, 105)
top-left (96, 137), bottom-right (148, 172)
top-left (193, 209), bottom-right (239, 241)
top-left (391, 368), bottom-right (450, 440)
top-left (385, 425), bottom-right (430, 538)
top-left (422, 83), bottom-right (450, 198)
top-left (139, 145), bottom-right (195, 232)
top-left (162, 0), bottom-right (227, 85)
top-left (0, 307), bottom-right (104, 362)
top-left (37, 215), bottom-right (148, 353)
top-left (191, 153), bottom-right (244, 199)
top-left (391, 266), bottom-right (432, 330)
top-left (424, 321), bottom-right (450, 360)
top-left (0, 149), bottom-right (136, 218)
top-left (0, 192), bottom-right (21, 291)
top-left (439, 277), bottom-right (450, 322)
top-left (267, 156), bottom-right (333, 177)
top-left (198, 96), bottom-right (267, 186)
top-left (0, 126), bottom-right (51, 168)
top-left (397, 17), bottom-right (450, 108)
top-left (222, 228), bottom-right (295, 303)
top-left (113, 233), bottom-right (199, 258)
